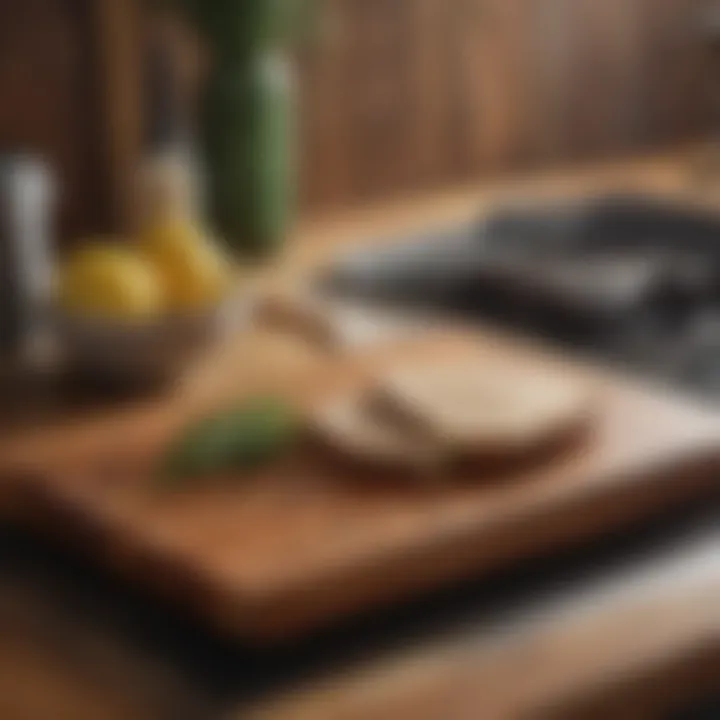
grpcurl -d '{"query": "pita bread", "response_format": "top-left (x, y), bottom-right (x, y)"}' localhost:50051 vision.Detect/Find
top-left (376, 362), bottom-right (594, 455)
top-left (311, 361), bottom-right (594, 474)
top-left (311, 391), bottom-right (446, 473)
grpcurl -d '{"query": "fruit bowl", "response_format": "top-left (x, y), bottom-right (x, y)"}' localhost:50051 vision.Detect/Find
top-left (56, 297), bottom-right (247, 388)
top-left (55, 188), bottom-right (244, 388)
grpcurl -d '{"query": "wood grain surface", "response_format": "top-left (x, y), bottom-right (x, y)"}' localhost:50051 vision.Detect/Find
top-left (91, 0), bottom-right (144, 234)
top-left (246, 525), bottom-right (720, 720)
top-left (0, 584), bottom-right (188, 720)
top-left (0, 152), bottom-right (718, 717)
top-left (296, 0), bottom-right (714, 211)
top-left (0, 0), bottom-right (116, 238)
top-left (3, 326), bottom-right (720, 642)
top-left (0, 0), bottom-right (712, 237)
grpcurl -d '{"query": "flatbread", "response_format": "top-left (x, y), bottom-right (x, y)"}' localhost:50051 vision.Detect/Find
top-left (311, 391), bottom-right (446, 473)
top-left (376, 362), bottom-right (595, 455)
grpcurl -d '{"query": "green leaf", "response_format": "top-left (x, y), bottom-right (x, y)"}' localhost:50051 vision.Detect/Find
top-left (161, 397), bottom-right (297, 484)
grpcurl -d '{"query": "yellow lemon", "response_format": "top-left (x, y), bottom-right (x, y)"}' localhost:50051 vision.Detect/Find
top-left (140, 219), bottom-right (230, 312)
top-left (58, 243), bottom-right (164, 320)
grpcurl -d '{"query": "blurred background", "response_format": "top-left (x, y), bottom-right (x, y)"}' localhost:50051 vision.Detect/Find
top-left (0, 0), bottom-right (716, 242)
top-left (2, 2), bottom-right (720, 720)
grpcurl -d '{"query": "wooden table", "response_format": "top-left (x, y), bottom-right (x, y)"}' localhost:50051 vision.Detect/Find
top-left (1, 148), bottom-right (719, 719)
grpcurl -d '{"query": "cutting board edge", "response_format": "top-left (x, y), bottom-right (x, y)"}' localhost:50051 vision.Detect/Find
top-left (4, 447), bottom-right (720, 644)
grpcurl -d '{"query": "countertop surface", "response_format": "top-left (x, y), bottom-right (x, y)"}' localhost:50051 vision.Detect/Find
top-left (1, 147), bottom-right (719, 719)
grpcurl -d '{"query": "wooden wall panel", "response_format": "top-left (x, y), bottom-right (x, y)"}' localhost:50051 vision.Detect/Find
top-left (0, 0), bottom-right (712, 235)
top-left (343, 0), bottom-right (415, 199)
top-left (641, 0), bottom-right (714, 144)
top-left (297, 0), bottom-right (714, 212)
top-left (0, 0), bottom-right (144, 240)
top-left (403, 0), bottom-right (455, 191)
top-left (92, 0), bottom-right (144, 234)
top-left (296, 0), bottom-right (355, 208)
top-left (526, 0), bottom-right (577, 162)
top-left (0, 0), bottom-right (109, 238)
top-left (449, 0), bottom-right (534, 175)
top-left (559, 0), bottom-right (641, 158)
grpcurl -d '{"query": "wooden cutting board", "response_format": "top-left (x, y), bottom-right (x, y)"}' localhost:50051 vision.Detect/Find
top-left (3, 328), bottom-right (720, 643)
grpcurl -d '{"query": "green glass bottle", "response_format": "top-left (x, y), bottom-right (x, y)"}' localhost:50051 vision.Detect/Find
top-left (202, 53), bottom-right (294, 257)
top-left (192, 0), bottom-right (308, 257)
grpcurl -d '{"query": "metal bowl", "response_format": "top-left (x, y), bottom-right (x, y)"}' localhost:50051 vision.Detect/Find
top-left (56, 296), bottom-right (248, 387)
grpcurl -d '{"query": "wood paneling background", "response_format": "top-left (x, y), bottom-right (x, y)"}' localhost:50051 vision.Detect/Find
top-left (0, 0), bottom-right (143, 239)
top-left (0, 0), bottom-right (715, 238)
top-left (297, 0), bottom-right (715, 211)
top-left (0, 0), bottom-right (108, 237)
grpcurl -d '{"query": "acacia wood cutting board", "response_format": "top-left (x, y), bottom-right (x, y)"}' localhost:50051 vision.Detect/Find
top-left (4, 330), bottom-right (720, 643)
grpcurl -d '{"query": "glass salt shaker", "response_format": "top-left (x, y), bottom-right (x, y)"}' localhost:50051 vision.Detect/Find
top-left (0, 155), bottom-right (56, 366)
